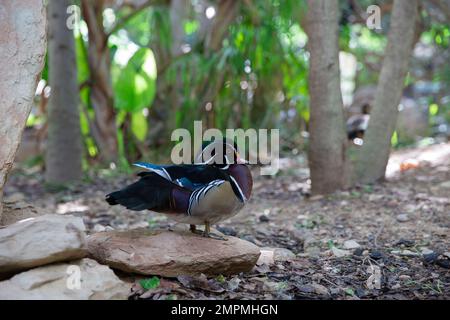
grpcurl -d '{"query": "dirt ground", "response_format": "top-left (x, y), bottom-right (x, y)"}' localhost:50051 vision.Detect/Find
top-left (3, 143), bottom-right (449, 300)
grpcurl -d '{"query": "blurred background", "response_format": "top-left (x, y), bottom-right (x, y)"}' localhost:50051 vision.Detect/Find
top-left (17, 0), bottom-right (450, 178)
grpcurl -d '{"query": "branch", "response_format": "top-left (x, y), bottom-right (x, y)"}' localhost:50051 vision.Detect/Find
top-left (105, 0), bottom-right (167, 40)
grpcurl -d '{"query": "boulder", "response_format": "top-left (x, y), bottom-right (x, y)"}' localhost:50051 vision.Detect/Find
top-left (0, 258), bottom-right (129, 300)
top-left (87, 228), bottom-right (260, 277)
top-left (0, 214), bottom-right (87, 275)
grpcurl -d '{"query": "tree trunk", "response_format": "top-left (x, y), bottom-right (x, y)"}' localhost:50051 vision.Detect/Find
top-left (81, 0), bottom-right (118, 163)
top-left (306, 0), bottom-right (348, 195)
top-left (355, 0), bottom-right (418, 184)
top-left (45, 0), bottom-right (83, 184)
top-left (0, 0), bottom-right (47, 220)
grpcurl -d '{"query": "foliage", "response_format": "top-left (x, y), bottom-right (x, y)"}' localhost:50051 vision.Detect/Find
top-left (25, 0), bottom-right (450, 167)
top-left (139, 276), bottom-right (160, 291)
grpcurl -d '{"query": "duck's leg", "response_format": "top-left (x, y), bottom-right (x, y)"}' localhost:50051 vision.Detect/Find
top-left (203, 221), bottom-right (228, 241)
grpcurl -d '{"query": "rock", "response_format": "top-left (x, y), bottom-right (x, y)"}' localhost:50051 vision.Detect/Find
top-left (399, 275), bottom-right (411, 281)
top-left (437, 259), bottom-right (450, 269)
top-left (311, 282), bottom-right (329, 295)
top-left (423, 252), bottom-right (439, 264)
top-left (259, 215), bottom-right (270, 223)
top-left (396, 214), bottom-right (410, 222)
top-left (420, 248), bottom-right (434, 255)
top-left (272, 248), bottom-right (296, 261)
top-left (297, 284), bottom-right (314, 294)
top-left (396, 239), bottom-right (415, 247)
top-left (0, 258), bottom-right (129, 300)
top-left (0, 214), bottom-right (87, 276)
top-left (3, 192), bottom-right (25, 203)
top-left (443, 252), bottom-right (450, 259)
top-left (392, 249), bottom-right (419, 257)
top-left (87, 228), bottom-right (260, 277)
top-left (331, 247), bottom-right (351, 258)
top-left (257, 247), bottom-right (295, 265)
top-left (343, 240), bottom-right (361, 250)
top-left (368, 194), bottom-right (384, 202)
top-left (369, 250), bottom-right (383, 260)
top-left (257, 250), bottom-right (274, 266)
top-left (439, 181), bottom-right (450, 189)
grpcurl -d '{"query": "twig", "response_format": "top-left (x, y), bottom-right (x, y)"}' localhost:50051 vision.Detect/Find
top-left (105, 0), bottom-right (160, 40)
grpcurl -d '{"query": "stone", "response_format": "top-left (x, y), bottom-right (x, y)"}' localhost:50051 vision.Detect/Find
top-left (439, 181), bottom-right (450, 189)
top-left (3, 192), bottom-right (25, 203)
top-left (0, 258), bottom-right (129, 300)
top-left (87, 228), bottom-right (261, 277)
top-left (257, 250), bottom-right (274, 266)
top-left (257, 247), bottom-right (295, 265)
top-left (420, 247), bottom-right (434, 255)
top-left (311, 282), bottom-right (329, 295)
top-left (396, 214), bottom-right (410, 222)
top-left (392, 249), bottom-right (419, 257)
top-left (369, 250), bottom-right (383, 260)
top-left (0, 214), bottom-right (87, 275)
top-left (343, 240), bottom-right (361, 250)
top-left (331, 247), bottom-right (352, 258)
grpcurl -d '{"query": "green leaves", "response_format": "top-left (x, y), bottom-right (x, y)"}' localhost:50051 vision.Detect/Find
top-left (131, 111), bottom-right (148, 142)
top-left (139, 276), bottom-right (160, 291)
top-left (114, 48), bottom-right (157, 113)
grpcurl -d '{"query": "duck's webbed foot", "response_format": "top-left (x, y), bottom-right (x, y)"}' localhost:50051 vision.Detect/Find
top-left (202, 222), bottom-right (228, 241)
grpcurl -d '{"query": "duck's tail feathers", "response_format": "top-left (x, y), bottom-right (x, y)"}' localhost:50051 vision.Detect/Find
top-left (105, 172), bottom-right (184, 212)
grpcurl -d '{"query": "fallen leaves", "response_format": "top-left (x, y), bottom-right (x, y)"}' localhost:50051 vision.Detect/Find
top-left (177, 274), bottom-right (225, 293)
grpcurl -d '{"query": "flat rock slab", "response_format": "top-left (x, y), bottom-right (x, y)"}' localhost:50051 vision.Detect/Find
top-left (87, 228), bottom-right (261, 277)
top-left (0, 258), bottom-right (130, 300)
top-left (0, 214), bottom-right (87, 276)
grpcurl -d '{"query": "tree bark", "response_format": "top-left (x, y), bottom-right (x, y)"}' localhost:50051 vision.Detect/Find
top-left (204, 0), bottom-right (239, 53)
top-left (0, 0), bottom-right (47, 220)
top-left (355, 0), bottom-right (418, 184)
top-left (306, 0), bottom-right (348, 195)
top-left (45, 0), bottom-right (83, 184)
top-left (81, 0), bottom-right (118, 163)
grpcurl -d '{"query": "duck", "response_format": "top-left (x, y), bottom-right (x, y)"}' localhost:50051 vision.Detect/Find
top-left (346, 103), bottom-right (370, 141)
top-left (105, 140), bottom-right (253, 240)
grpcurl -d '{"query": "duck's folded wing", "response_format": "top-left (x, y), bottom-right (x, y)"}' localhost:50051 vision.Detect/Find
top-left (134, 162), bottom-right (229, 190)
top-left (106, 172), bottom-right (190, 213)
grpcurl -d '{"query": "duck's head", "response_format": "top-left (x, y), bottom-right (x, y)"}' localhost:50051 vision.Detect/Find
top-left (195, 139), bottom-right (248, 169)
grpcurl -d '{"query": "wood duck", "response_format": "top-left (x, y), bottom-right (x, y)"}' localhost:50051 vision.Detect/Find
top-left (105, 140), bottom-right (253, 240)
top-left (347, 103), bottom-right (370, 141)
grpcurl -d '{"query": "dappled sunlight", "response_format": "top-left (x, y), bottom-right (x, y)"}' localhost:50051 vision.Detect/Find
top-left (386, 142), bottom-right (450, 178)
